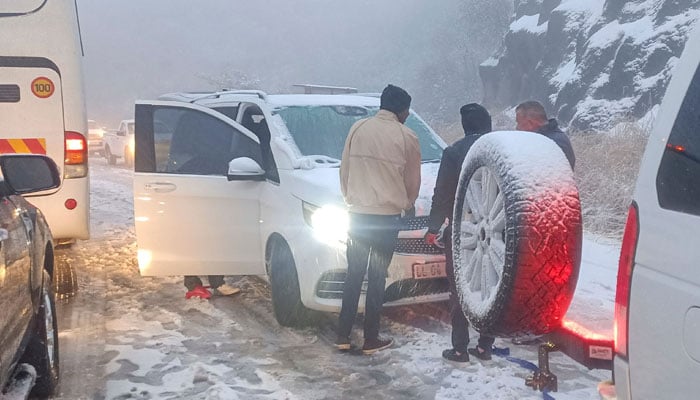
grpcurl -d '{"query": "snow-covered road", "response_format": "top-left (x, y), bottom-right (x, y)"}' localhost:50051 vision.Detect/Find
top-left (50, 159), bottom-right (617, 399)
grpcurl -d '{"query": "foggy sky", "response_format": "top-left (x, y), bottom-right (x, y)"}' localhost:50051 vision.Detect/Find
top-left (77, 0), bottom-right (510, 128)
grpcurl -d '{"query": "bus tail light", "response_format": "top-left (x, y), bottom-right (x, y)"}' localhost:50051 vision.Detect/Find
top-left (65, 131), bottom-right (88, 178)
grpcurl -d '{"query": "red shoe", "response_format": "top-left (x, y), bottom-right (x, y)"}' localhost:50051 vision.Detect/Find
top-left (185, 285), bottom-right (212, 299)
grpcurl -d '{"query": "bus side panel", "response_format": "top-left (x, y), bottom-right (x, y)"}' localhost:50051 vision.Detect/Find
top-left (0, 0), bottom-right (90, 240)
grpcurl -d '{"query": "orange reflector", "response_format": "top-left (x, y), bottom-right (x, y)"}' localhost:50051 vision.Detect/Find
top-left (65, 199), bottom-right (77, 210)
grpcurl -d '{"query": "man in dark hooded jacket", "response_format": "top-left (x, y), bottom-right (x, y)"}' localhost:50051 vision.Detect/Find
top-left (424, 103), bottom-right (496, 362)
top-left (515, 100), bottom-right (575, 169)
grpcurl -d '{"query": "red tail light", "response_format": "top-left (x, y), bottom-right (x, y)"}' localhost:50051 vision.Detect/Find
top-left (65, 131), bottom-right (87, 164)
top-left (614, 202), bottom-right (639, 359)
top-left (64, 131), bottom-right (88, 178)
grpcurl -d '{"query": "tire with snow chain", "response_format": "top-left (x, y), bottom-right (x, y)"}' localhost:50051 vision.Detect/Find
top-left (20, 270), bottom-right (60, 397)
top-left (452, 131), bottom-right (582, 337)
top-left (269, 239), bottom-right (313, 327)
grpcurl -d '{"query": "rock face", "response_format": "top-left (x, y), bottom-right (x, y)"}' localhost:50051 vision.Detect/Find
top-left (481, 0), bottom-right (700, 131)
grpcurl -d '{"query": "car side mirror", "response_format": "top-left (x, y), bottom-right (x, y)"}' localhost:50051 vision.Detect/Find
top-left (0, 154), bottom-right (61, 195)
top-left (227, 157), bottom-right (265, 181)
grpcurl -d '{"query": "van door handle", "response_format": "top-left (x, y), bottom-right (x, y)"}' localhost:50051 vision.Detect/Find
top-left (144, 182), bottom-right (177, 193)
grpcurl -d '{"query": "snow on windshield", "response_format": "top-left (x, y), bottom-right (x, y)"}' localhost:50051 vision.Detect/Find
top-left (274, 105), bottom-right (444, 162)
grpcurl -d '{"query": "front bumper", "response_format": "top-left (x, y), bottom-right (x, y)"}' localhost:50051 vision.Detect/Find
top-left (294, 216), bottom-right (450, 312)
top-left (88, 139), bottom-right (103, 153)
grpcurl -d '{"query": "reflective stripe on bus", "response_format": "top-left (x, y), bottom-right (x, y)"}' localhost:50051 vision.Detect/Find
top-left (0, 138), bottom-right (47, 154)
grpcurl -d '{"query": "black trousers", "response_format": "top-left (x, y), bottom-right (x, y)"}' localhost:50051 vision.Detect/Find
top-left (445, 227), bottom-right (495, 352)
top-left (338, 213), bottom-right (400, 341)
top-left (184, 275), bottom-right (224, 291)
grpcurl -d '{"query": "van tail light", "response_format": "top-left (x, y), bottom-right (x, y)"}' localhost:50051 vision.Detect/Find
top-left (65, 131), bottom-right (88, 178)
top-left (614, 202), bottom-right (639, 359)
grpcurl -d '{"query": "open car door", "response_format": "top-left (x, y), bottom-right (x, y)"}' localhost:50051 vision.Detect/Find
top-left (133, 100), bottom-right (266, 276)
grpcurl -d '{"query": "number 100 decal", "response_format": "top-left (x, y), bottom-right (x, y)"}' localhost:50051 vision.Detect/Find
top-left (31, 77), bottom-right (55, 99)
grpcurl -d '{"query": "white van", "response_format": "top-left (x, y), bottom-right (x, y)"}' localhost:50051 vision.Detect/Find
top-left (0, 0), bottom-right (90, 241)
top-left (598, 27), bottom-right (700, 399)
top-left (133, 90), bottom-right (449, 327)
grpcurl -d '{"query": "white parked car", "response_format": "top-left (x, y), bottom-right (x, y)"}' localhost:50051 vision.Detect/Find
top-left (598, 27), bottom-right (700, 399)
top-left (132, 90), bottom-right (449, 326)
top-left (87, 119), bottom-right (106, 156)
top-left (103, 119), bottom-right (135, 166)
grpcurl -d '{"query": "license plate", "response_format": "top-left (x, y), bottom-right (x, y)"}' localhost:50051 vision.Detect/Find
top-left (412, 262), bottom-right (447, 280)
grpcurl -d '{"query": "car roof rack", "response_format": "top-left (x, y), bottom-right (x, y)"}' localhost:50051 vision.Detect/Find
top-left (292, 84), bottom-right (358, 94)
top-left (159, 89), bottom-right (268, 103)
top-left (351, 92), bottom-right (381, 98)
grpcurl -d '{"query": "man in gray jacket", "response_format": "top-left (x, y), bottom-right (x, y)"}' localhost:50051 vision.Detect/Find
top-left (336, 84), bottom-right (421, 355)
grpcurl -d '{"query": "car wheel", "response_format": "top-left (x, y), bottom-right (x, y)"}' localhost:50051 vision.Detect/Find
top-left (105, 146), bottom-right (116, 165)
top-left (452, 131), bottom-right (582, 337)
top-left (269, 239), bottom-right (313, 327)
top-left (20, 270), bottom-right (60, 397)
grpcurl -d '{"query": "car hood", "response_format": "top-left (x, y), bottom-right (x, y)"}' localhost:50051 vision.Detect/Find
top-left (287, 163), bottom-right (440, 216)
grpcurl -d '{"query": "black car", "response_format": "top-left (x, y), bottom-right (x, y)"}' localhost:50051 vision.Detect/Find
top-left (0, 154), bottom-right (61, 398)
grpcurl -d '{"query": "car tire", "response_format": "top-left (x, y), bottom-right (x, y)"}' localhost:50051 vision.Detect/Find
top-left (269, 239), bottom-right (313, 327)
top-left (452, 131), bottom-right (582, 337)
top-left (105, 146), bottom-right (116, 165)
top-left (20, 270), bottom-right (60, 397)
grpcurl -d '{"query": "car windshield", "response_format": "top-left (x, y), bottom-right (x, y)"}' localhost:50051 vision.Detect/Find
top-left (128, 122), bottom-right (135, 135)
top-left (275, 105), bottom-right (443, 161)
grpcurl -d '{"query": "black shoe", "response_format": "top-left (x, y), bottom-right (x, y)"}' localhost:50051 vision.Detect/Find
top-left (442, 348), bottom-right (469, 363)
top-left (362, 337), bottom-right (393, 355)
top-left (335, 336), bottom-right (351, 351)
top-left (467, 346), bottom-right (492, 361)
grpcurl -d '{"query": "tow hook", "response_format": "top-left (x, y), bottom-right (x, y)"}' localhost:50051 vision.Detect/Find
top-left (526, 342), bottom-right (559, 392)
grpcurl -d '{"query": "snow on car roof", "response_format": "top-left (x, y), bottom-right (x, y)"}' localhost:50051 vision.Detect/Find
top-left (266, 94), bottom-right (380, 107)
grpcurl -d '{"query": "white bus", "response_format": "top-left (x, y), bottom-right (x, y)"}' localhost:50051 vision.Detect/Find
top-left (0, 0), bottom-right (90, 241)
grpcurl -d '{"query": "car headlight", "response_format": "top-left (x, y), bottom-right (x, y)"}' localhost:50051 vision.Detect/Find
top-left (128, 135), bottom-right (135, 153)
top-left (302, 201), bottom-right (349, 246)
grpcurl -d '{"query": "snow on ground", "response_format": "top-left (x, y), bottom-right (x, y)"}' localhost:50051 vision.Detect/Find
top-left (52, 158), bottom-right (618, 399)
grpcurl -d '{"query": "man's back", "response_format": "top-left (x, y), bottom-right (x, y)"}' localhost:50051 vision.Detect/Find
top-left (340, 109), bottom-right (421, 215)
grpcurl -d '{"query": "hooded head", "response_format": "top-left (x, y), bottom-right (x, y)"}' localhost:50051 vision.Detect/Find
top-left (380, 84), bottom-right (412, 122)
top-left (460, 103), bottom-right (492, 135)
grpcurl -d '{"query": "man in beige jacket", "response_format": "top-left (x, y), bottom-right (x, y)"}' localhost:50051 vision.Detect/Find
top-left (336, 84), bottom-right (421, 354)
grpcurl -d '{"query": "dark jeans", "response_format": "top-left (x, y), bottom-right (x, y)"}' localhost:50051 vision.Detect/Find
top-left (338, 213), bottom-right (400, 341)
top-left (444, 227), bottom-right (495, 352)
top-left (184, 275), bottom-right (224, 291)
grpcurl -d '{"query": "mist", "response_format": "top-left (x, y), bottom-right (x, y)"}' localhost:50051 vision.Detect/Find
top-left (78, 0), bottom-right (511, 129)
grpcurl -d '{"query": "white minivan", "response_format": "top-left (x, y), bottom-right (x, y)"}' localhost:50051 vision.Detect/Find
top-left (133, 90), bottom-right (449, 326)
top-left (600, 27), bottom-right (700, 399)
top-left (0, 0), bottom-right (90, 241)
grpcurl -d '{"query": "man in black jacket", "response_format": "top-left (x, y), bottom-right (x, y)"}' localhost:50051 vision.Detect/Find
top-left (515, 100), bottom-right (575, 169)
top-left (425, 103), bottom-right (495, 362)
top-left (511, 101), bottom-right (575, 347)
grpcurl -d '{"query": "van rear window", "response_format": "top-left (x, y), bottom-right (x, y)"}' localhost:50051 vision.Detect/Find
top-left (0, 0), bottom-right (46, 16)
top-left (656, 65), bottom-right (700, 216)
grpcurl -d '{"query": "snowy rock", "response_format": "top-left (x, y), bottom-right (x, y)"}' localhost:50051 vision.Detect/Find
top-left (481, 0), bottom-right (700, 130)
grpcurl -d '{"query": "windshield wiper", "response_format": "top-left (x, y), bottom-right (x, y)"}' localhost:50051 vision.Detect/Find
top-left (422, 159), bottom-right (441, 163)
